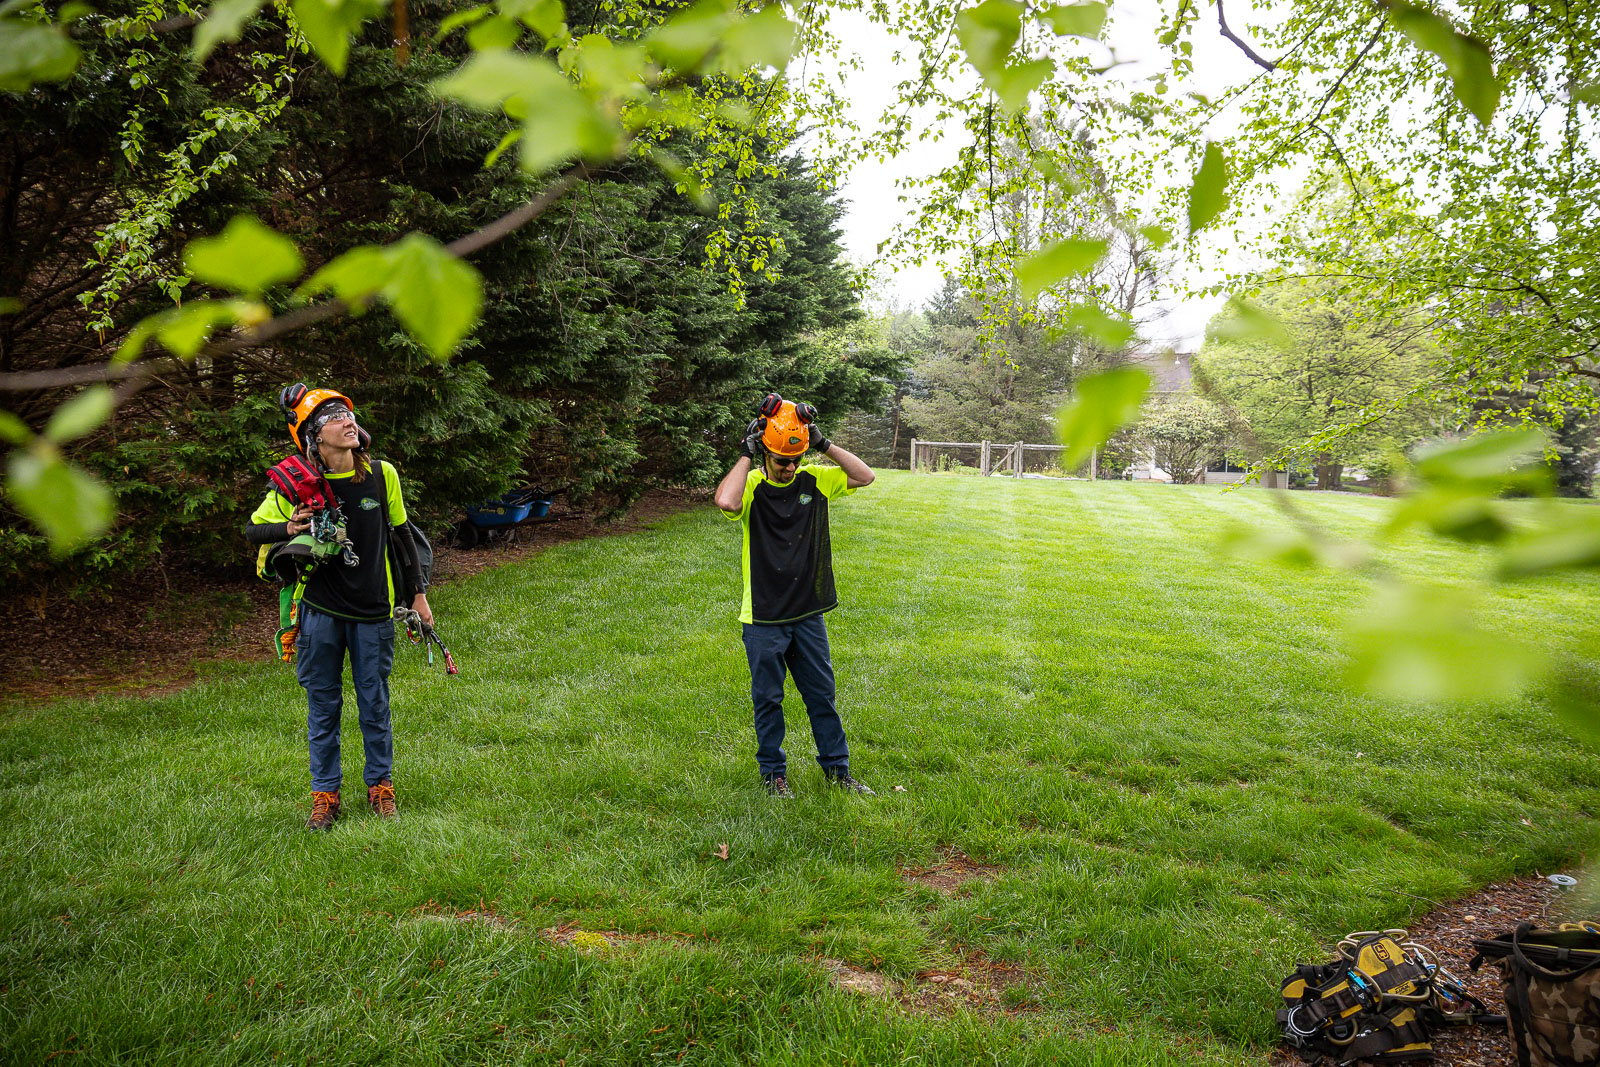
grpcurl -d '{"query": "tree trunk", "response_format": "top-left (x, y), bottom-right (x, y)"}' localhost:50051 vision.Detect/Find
top-left (1315, 454), bottom-right (1343, 491)
top-left (889, 400), bottom-right (902, 468)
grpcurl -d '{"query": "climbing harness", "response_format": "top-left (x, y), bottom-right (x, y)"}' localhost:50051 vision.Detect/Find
top-left (256, 458), bottom-right (360, 663)
top-left (395, 606), bottom-right (459, 675)
top-left (1278, 929), bottom-right (1501, 1064)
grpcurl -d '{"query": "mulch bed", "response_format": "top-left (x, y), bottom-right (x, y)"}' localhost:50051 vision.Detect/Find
top-left (0, 488), bottom-right (706, 708)
top-left (1271, 872), bottom-right (1589, 1066)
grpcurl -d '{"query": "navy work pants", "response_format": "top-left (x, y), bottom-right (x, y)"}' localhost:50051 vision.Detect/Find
top-left (296, 606), bottom-right (395, 793)
top-left (741, 614), bottom-right (849, 778)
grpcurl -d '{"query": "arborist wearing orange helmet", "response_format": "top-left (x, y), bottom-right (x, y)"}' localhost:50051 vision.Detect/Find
top-left (713, 393), bottom-right (877, 799)
top-left (244, 384), bottom-right (432, 830)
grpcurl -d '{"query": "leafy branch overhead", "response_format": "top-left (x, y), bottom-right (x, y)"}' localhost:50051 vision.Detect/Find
top-left (0, 0), bottom-right (803, 552)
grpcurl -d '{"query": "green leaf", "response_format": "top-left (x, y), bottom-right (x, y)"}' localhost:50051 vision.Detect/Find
top-left (466, 14), bottom-right (522, 50)
top-left (644, 0), bottom-right (732, 71)
top-left (0, 409), bottom-right (33, 446)
top-left (1040, 1), bottom-right (1106, 37)
top-left (1385, 487), bottom-right (1514, 544)
top-left (154, 300), bottom-right (238, 358)
top-left (1061, 303), bottom-right (1135, 349)
top-left (1208, 295), bottom-right (1289, 347)
top-left (1413, 427), bottom-right (1546, 484)
top-left (42, 385), bottom-right (115, 444)
top-left (989, 58), bottom-right (1052, 113)
top-left (1055, 366), bottom-right (1150, 469)
top-left (501, 0), bottom-right (564, 39)
top-left (5, 450), bottom-right (115, 556)
top-left (381, 234), bottom-right (484, 359)
top-left (0, 18), bottom-right (81, 91)
top-left (955, 0), bottom-right (1023, 87)
top-left (1187, 141), bottom-right (1229, 235)
top-left (1015, 237), bottom-right (1108, 298)
top-left (1497, 509), bottom-right (1600, 578)
top-left (0, 296), bottom-right (20, 314)
top-left (113, 319), bottom-right (158, 365)
top-left (484, 127), bottom-right (522, 166)
top-left (1388, 3), bottom-right (1499, 124)
top-left (298, 245), bottom-right (392, 309)
top-left (518, 78), bottom-right (619, 173)
top-left (437, 4), bottom-right (490, 37)
top-left (1137, 224), bottom-right (1172, 249)
top-left (1574, 82), bottom-right (1600, 106)
top-left (1345, 583), bottom-right (1542, 702)
top-left (193, 0), bottom-right (267, 61)
top-left (433, 49), bottom-right (548, 109)
top-left (290, 0), bottom-right (388, 76)
top-left (184, 216), bottom-right (305, 294)
top-left (575, 35), bottom-right (649, 97)
top-left (1221, 524), bottom-right (1371, 570)
top-left (647, 148), bottom-right (713, 211)
top-left (717, 2), bottom-right (798, 73)
top-left (1548, 667), bottom-right (1600, 745)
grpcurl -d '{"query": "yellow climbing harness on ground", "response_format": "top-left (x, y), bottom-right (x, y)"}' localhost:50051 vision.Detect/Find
top-left (1278, 929), bottom-right (1501, 1064)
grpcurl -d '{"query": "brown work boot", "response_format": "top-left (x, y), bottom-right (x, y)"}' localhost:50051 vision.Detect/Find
top-left (306, 790), bottom-right (341, 831)
top-left (368, 780), bottom-right (397, 819)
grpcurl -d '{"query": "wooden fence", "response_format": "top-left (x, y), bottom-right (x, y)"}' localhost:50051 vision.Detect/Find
top-left (909, 439), bottom-right (1096, 478)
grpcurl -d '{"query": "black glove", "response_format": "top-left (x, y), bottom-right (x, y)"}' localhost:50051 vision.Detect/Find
top-left (741, 417), bottom-right (766, 460)
top-left (808, 426), bottom-right (832, 454)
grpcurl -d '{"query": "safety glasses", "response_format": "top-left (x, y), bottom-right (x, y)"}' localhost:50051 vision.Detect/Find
top-left (769, 455), bottom-right (801, 468)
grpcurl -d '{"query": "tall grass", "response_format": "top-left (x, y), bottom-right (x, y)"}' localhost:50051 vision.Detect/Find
top-left (3, 473), bottom-right (1596, 1064)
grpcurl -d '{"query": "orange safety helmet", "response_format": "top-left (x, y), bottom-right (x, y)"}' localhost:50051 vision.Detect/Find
top-left (758, 394), bottom-right (816, 458)
top-left (280, 383), bottom-right (357, 452)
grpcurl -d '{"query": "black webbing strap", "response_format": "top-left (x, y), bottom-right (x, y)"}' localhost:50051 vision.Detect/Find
top-left (1339, 1010), bottom-right (1431, 1063)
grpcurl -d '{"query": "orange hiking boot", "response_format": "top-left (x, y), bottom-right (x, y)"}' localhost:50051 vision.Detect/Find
top-left (306, 790), bottom-right (340, 831)
top-left (368, 780), bottom-right (397, 819)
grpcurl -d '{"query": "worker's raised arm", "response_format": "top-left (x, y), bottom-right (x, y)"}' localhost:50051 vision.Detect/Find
top-left (822, 443), bottom-right (874, 489)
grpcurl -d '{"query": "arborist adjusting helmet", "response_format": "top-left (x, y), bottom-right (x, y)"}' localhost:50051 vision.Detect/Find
top-left (279, 383), bottom-right (369, 456)
top-left (757, 392), bottom-right (817, 458)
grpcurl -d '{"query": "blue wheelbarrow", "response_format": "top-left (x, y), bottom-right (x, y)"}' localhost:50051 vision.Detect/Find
top-left (454, 486), bottom-right (558, 548)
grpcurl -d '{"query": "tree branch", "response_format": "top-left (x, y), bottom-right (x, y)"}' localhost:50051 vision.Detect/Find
top-left (0, 164), bottom-right (591, 394)
top-left (1215, 0), bottom-right (1277, 71)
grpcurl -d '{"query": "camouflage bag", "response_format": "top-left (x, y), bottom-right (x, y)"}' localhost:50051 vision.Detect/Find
top-left (1472, 922), bottom-right (1600, 1067)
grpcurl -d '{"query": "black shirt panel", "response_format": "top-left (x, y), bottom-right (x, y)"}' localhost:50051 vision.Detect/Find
top-left (303, 465), bottom-right (391, 622)
top-left (748, 469), bottom-right (837, 624)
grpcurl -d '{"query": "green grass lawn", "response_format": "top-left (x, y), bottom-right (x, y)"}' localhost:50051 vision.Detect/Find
top-left (3, 472), bottom-right (1597, 1065)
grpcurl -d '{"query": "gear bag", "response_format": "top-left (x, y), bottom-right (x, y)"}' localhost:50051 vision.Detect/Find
top-left (1471, 922), bottom-right (1600, 1067)
top-left (1278, 929), bottom-right (1499, 1065)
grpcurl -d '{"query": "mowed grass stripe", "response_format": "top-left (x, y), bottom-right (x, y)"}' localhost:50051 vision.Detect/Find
top-left (1, 471), bottom-right (1596, 1065)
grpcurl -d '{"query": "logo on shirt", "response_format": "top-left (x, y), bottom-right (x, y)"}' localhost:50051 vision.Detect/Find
top-left (360, 497), bottom-right (379, 510)
top-left (799, 493), bottom-right (814, 505)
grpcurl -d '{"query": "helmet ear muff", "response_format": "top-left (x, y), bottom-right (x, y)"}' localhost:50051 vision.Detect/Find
top-left (794, 402), bottom-right (817, 425)
top-left (279, 383), bottom-right (308, 415)
top-left (758, 392), bottom-right (783, 417)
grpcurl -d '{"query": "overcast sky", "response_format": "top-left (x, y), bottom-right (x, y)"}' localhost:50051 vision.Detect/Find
top-left (805, 0), bottom-right (1285, 349)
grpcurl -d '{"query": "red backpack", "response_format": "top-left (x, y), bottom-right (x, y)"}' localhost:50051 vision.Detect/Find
top-left (265, 454), bottom-right (336, 513)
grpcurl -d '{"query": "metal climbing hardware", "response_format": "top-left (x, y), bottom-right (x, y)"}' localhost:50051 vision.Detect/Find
top-left (1278, 929), bottom-right (1503, 1065)
top-left (395, 606), bottom-right (459, 675)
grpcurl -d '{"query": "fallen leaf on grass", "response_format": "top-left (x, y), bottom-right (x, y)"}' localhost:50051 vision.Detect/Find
top-left (893, 785), bottom-right (907, 792)
top-left (713, 843), bottom-right (730, 861)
